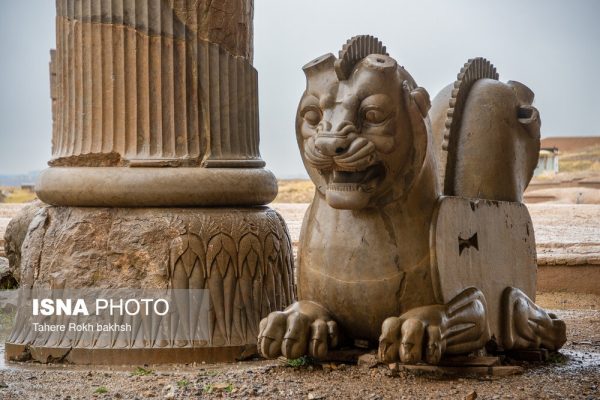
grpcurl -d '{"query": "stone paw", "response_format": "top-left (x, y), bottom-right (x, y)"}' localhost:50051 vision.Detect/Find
top-left (378, 310), bottom-right (447, 365)
top-left (378, 287), bottom-right (489, 365)
top-left (503, 287), bottom-right (567, 351)
top-left (257, 301), bottom-right (339, 360)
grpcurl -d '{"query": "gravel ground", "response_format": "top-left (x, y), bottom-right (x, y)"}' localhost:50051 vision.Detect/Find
top-left (0, 301), bottom-right (598, 399)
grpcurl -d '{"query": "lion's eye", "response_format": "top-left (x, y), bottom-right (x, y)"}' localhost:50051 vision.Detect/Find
top-left (301, 106), bottom-right (322, 127)
top-left (362, 108), bottom-right (387, 124)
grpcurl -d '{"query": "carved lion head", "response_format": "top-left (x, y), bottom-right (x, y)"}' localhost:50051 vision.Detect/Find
top-left (296, 36), bottom-right (431, 210)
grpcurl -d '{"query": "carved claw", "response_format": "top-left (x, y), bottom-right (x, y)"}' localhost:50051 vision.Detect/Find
top-left (425, 325), bottom-right (444, 365)
top-left (378, 287), bottom-right (489, 365)
top-left (379, 316), bottom-right (402, 362)
top-left (502, 287), bottom-right (567, 351)
top-left (400, 319), bottom-right (425, 363)
top-left (258, 301), bottom-right (339, 360)
top-left (258, 311), bottom-right (287, 358)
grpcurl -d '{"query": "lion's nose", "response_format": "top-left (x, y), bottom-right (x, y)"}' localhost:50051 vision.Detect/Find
top-left (314, 135), bottom-right (352, 156)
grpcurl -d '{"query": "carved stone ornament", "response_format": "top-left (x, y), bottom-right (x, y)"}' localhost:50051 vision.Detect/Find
top-left (6, 207), bottom-right (295, 364)
top-left (257, 35), bottom-right (566, 364)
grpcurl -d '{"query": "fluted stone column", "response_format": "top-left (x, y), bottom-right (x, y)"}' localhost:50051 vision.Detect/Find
top-left (6, 0), bottom-right (295, 365)
top-left (37, 0), bottom-right (276, 207)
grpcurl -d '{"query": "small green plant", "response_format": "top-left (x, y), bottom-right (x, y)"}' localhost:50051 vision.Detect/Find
top-left (203, 383), bottom-right (233, 394)
top-left (203, 384), bottom-right (214, 394)
top-left (199, 369), bottom-right (220, 377)
top-left (547, 352), bottom-right (568, 364)
top-left (94, 386), bottom-right (108, 394)
top-left (131, 366), bottom-right (153, 376)
top-left (0, 276), bottom-right (18, 289)
top-left (286, 355), bottom-right (314, 367)
top-left (177, 379), bottom-right (190, 388)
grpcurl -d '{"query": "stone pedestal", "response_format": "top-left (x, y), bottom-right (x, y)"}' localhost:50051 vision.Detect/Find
top-left (7, 206), bottom-right (294, 364)
top-left (7, 0), bottom-right (295, 364)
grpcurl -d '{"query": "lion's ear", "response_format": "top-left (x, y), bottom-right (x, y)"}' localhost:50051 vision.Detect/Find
top-left (410, 87), bottom-right (431, 118)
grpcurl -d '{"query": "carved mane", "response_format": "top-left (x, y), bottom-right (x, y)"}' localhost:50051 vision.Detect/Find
top-left (334, 35), bottom-right (388, 80)
top-left (441, 58), bottom-right (499, 195)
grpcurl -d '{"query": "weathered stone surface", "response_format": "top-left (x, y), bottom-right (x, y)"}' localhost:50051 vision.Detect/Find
top-left (258, 35), bottom-right (565, 365)
top-left (55, 0), bottom-right (255, 61)
top-left (7, 0), bottom-right (292, 366)
top-left (18, 206), bottom-right (293, 291)
top-left (357, 353), bottom-right (379, 369)
top-left (3, 200), bottom-right (45, 284)
top-left (430, 58), bottom-right (540, 202)
top-left (259, 36), bottom-right (488, 364)
top-left (40, 0), bottom-right (272, 207)
top-left (395, 364), bottom-right (524, 377)
top-left (430, 197), bottom-right (537, 345)
top-left (8, 205), bottom-right (295, 363)
top-left (36, 167), bottom-right (277, 207)
top-left (49, 12), bottom-right (261, 167)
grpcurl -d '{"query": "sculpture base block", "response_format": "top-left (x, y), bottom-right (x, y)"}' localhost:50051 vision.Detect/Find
top-left (393, 363), bottom-right (524, 377)
top-left (36, 167), bottom-right (278, 207)
top-left (7, 205), bottom-right (295, 364)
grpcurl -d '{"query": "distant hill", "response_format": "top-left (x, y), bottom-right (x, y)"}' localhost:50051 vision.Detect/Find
top-left (541, 136), bottom-right (600, 153)
top-left (559, 145), bottom-right (600, 172)
top-left (0, 171), bottom-right (41, 187)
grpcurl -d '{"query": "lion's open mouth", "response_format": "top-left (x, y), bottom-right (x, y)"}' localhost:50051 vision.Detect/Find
top-left (327, 163), bottom-right (385, 193)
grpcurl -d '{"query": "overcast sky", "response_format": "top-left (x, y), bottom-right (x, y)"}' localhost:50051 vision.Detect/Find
top-left (0, 0), bottom-right (598, 177)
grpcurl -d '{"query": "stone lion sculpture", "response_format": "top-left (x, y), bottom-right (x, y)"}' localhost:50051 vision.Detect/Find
top-left (258, 35), bottom-right (566, 364)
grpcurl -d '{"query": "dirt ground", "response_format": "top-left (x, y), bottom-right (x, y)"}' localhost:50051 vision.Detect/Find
top-left (0, 294), bottom-right (598, 399)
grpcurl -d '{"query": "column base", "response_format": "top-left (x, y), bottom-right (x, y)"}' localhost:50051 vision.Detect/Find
top-left (35, 167), bottom-right (278, 207)
top-left (6, 205), bottom-right (295, 364)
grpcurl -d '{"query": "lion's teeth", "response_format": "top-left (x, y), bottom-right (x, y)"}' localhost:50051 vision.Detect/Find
top-left (328, 183), bottom-right (359, 192)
